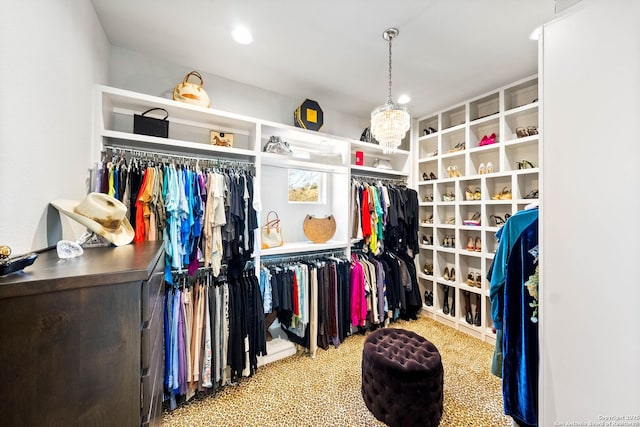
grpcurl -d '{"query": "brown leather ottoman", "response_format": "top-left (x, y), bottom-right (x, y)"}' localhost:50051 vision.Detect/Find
top-left (361, 328), bottom-right (444, 427)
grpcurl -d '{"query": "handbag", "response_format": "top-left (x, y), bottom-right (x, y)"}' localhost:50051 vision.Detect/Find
top-left (263, 136), bottom-right (292, 155)
top-left (173, 71), bottom-right (211, 108)
top-left (373, 158), bottom-right (393, 170)
top-left (133, 108), bottom-right (169, 138)
top-left (303, 215), bottom-right (336, 244)
top-left (261, 211), bottom-right (284, 249)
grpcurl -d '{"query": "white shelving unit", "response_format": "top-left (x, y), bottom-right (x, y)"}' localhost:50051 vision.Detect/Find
top-left (94, 84), bottom-right (414, 361)
top-left (414, 75), bottom-right (540, 344)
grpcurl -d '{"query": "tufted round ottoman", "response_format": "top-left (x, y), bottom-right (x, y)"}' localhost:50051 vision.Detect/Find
top-left (361, 328), bottom-right (443, 427)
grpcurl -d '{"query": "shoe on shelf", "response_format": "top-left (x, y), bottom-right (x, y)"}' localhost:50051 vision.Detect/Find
top-left (524, 189), bottom-right (539, 199)
top-left (492, 187), bottom-right (512, 200)
top-left (464, 292), bottom-right (473, 324)
top-left (486, 161), bottom-right (494, 173)
top-left (450, 267), bottom-right (456, 282)
top-left (463, 212), bottom-right (481, 226)
top-left (478, 163), bottom-right (486, 175)
top-left (442, 286), bottom-right (450, 314)
top-left (474, 294), bottom-right (482, 326)
top-left (423, 193), bottom-right (434, 202)
top-left (445, 217), bottom-right (456, 225)
top-left (516, 160), bottom-right (536, 170)
top-left (447, 141), bottom-right (466, 153)
top-left (489, 214), bottom-right (505, 226)
top-left (423, 126), bottom-right (437, 135)
top-left (466, 237), bottom-right (474, 251)
top-left (475, 273), bottom-right (482, 288)
top-left (424, 290), bottom-right (433, 306)
top-left (427, 214), bottom-right (433, 224)
top-left (430, 172), bottom-right (437, 180)
top-left (423, 263), bottom-right (433, 275)
top-left (474, 236), bottom-right (481, 252)
top-left (527, 126), bottom-right (538, 135)
top-left (479, 133), bottom-right (497, 146)
top-left (516, 127), bottom-right (528, 138)
top-left (443, 267), bottom-right (450, 281)
top-left (466, 271), bottom-right (476, 286)
top-left (465, 187), bottom-right (474, 201)
top-left (450, 298), bottom-right (456, 317)
top-left (423, 172), bottom-right (428, 181)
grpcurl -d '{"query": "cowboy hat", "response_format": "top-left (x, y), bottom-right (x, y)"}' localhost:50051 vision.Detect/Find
top-left (51, 192), bottom-right (134, 246)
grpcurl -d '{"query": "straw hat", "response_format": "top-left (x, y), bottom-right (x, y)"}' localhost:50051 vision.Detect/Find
top-left (51, 192), bottom-right (134, 246)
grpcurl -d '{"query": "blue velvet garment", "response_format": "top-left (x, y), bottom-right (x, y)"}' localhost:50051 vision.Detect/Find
top-left (502, 218), bottom-right (539, 427)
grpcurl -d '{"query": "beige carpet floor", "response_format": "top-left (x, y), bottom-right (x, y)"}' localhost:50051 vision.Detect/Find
top-left (163, 314), bottom-right (510, 426)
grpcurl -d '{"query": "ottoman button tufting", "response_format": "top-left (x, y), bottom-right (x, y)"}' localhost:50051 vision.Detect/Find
top-left (361, 328), bottom-right (444, 427)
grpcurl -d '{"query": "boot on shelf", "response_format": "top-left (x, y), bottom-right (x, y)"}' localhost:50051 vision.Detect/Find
top-left (474, 294), bottom-right (482, 326)
top-left (442, 286), bottom-right (450, 315)
top-left (464, 291), bottom-right (473, 324)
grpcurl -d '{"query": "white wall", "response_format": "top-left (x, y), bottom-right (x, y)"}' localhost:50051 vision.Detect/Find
top-left (540, 0), bottom-right (640, 424)
top-left (109, 46), bottom-right (369, 140)
top-left (0, 0), bottom-right (110, 254)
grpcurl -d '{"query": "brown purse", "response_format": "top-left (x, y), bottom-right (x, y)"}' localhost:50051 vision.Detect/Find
top-left (303, 215), bottom-right (336, 243)
top-left (173, 71), bottom-right (211, 108)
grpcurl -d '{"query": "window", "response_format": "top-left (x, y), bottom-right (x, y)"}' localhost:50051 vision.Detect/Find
top-left (288, 169), bottom-right (323, 203)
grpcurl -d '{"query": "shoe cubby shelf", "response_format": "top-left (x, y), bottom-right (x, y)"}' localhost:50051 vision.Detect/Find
top-left (415, 75), bottom-right (539, 345)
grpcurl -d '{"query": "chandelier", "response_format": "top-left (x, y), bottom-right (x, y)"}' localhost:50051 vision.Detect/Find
top-left (370, 28), bottom-right (410, 154)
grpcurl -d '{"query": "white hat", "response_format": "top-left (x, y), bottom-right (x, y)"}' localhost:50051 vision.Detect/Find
top-left (51, 192), bottom-right (134, 247)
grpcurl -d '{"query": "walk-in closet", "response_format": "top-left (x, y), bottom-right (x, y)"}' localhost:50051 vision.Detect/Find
top-left (1, 1), bottom-right (639, 426)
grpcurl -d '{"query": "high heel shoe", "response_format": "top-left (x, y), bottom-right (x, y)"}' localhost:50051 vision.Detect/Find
top-left (465, 187), bottom-right (474, 201)
top-left (464, 292), bottom-right (473, 324)
top-left (489, 214), bottom-right (505, 226)
top-left (474, 294), bottom-right (481, 326)
top-left (450, 298), bottom-right (456, 317)
top-left (466, 237), bottom-right (474, 251)
top-left (474, 236), bottom-right (481, 252)
top-left (450, 267), bottom-right (456, 282)
top-left (474, 189), bottom-right (481, 200)
top-left (486, 161), bottom-right (494, 173)
top-left (475, 273), bottom-right (482, 288)
top-left (527, 126), bottom-right (538, 135)
top-left (516, 160), bottom-right (536, 170)
top-left (447, 141), bottom-right (466, 153)
top-left (478, 163), bottom-right (486, 175)
top-left (492, 187), bottom-right (511, 200)
top-left (442, 286), bottom-right (450, 314)
top-left (467, 271), bottom-right (475, 286)
top-left (524, 189), bottom-right (539, 199)
top-left (463, 212), bottom-right (481, 226)
top-left (430, 172), bottom-right (437, 180)
top-left (443, 267), bottom-right (450, 281)
top-left (423, 172), bottom-right (428, 181)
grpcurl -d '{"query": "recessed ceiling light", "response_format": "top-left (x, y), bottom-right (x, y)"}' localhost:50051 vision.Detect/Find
top-left (397, 94), bottom-right (411, 105)
top-left (232, 27), bottom-right (253, 45)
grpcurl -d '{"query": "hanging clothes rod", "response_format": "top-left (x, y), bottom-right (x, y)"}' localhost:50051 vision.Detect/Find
top-left (351, 174), bottom-right (407, 185)
top-left (103, 145), bottom-right (254, 167)
top-left (260, 248), bottom-right (347, 265)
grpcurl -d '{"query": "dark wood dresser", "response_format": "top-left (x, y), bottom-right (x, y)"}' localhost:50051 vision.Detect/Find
top-left (0, 241), bottom-right (165, 427)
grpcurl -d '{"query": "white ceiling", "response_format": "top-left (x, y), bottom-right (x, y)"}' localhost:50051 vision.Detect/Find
top-left (90, 0), bottom-right (556, 119)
